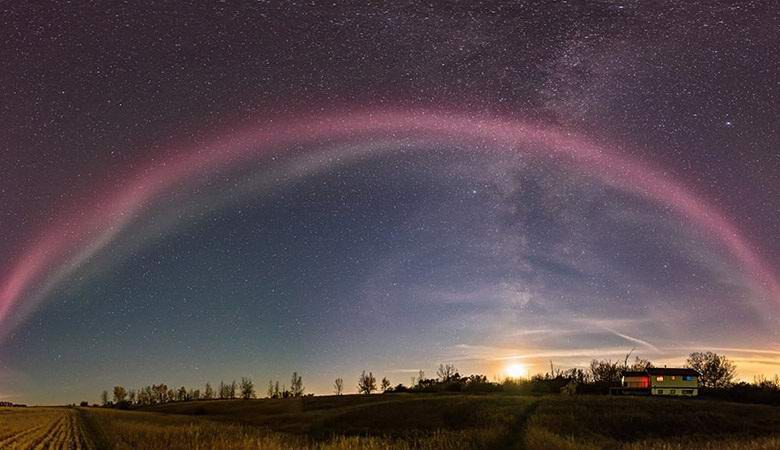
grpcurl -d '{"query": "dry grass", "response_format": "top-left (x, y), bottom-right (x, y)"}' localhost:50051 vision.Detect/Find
top-left (523, 395), bottom-right (780, 450)
top-left (0, 407), bottom-right (93, 449)
top-left (80, 407), bottom-right (501, 449)
top-left (622, 436), bottom-right (780, 450)
top-left (6, 395), bottom-right (780, 449)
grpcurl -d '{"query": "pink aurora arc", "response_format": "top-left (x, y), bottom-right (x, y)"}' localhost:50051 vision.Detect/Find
top-left (1, 109), bottom-right (777, 338)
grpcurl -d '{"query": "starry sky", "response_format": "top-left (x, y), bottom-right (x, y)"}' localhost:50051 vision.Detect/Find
top-left (1, 2), bottom-right (779, 405)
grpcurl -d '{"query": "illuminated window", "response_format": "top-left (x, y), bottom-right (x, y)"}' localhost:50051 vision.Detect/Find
top-left (656, 376), bottom-right (664, 382)
top-left (671, 376), bottom-right (676, 380)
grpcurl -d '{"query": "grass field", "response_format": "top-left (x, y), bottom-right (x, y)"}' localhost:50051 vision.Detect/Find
top-left (5, 394), bottom-right (780, 449)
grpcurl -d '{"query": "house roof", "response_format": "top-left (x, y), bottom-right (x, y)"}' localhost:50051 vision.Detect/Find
top-left (646, 368), bottom-right (699, 376)
top-left (621, 371), bottom-right (648, 377)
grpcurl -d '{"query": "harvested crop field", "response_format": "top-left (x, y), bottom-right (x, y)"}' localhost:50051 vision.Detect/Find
top-left (0, 407), bottom-right (93, 449)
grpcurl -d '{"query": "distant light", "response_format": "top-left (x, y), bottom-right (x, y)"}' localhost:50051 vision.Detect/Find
top-left (505, 363), bottom-right (527, 379)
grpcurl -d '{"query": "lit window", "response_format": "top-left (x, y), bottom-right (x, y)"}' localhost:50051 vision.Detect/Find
top-left (656, 376), bottom-right (664, 382)
top-left (671, 376), bottom-right (676, 380)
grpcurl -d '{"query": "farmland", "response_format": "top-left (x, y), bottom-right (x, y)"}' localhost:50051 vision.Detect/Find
top-left (0, 407), bottom-right (92, 449)
top-left (5, 394), bottom-right (780, 449)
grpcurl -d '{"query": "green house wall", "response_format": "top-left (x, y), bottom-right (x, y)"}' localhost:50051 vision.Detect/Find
top-left (649, 375), bottom-right (698, 396)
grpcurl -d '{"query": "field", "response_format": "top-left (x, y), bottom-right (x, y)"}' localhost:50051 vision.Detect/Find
top-left (4, 394), bottom-right (780, 449)
top-left (0, 407), bottom-right (92, 449)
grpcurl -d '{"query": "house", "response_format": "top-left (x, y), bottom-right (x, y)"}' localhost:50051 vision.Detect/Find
top-left (619, 368), bottom-right (699, 396)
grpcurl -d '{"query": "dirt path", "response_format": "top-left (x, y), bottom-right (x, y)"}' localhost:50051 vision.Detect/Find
top-left (497, 398), bottom-right (541, 450)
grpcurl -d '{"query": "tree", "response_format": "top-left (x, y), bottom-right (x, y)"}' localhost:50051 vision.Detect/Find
top-left (334, 378), bottom-right (344, 395)
top-left (152, 384), bottom-right (168, 404)
top-left (204, 382), bottom-right (214, 400)
top-left (358, 371), bottom-right (377, 394)
top-left (240, 377), bottom-right (255, 399)
top-left (687, 351), bottom-right (736, 388)
top-left (141, 386), bottom-right (154, 405)
top-left (562, 368), bottom-right (591, 384)
top-left (754, 374), bottom-right (780, 390)
top-left (413, 370), bottom-right (425, 387)
top-left (228, 380), bottom-right (237, 399)
top-left (113, 386), bottom-right (127, 404)
top-left (628, 356), bottom-right (653, 371)
top-left (177, 386), bottom-right (187, 402)
top-left (274, 381), bottom-right (280, 398)
top-left (219, 381), bottom-right (228, 399)
top-left (589, 359), bottom-right (622, 383)
top-left (128, 389), bottom-right (136, 405)
top-left (381, 377), bottom-right (391, 392)
top-left (100, 390), bottom-right (110, 406)
top-left (437, 364), bottom-right (457, 382)
top-left (290, 372), bottom-right (304, 397)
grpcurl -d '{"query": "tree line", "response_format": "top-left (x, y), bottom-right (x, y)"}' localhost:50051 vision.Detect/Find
top-left (92, 350), bottom-right (780, 407)
top-left (96, 372), bottom-right (308, 408)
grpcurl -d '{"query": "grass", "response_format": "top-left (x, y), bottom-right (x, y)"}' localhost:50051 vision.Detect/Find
top-left (524, 395), bottom-right (780, 449)
top-left (5, 394), bottom-right (780, 448)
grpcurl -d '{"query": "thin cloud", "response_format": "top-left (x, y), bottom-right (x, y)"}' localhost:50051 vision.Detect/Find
top-left (601, 327), bottom-right (661, 353)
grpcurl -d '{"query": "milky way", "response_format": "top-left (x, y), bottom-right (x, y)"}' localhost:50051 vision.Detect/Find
top-left (1, 2), bottom-right (778, 404)
top-left (2, 110), bottom-right (777, 339)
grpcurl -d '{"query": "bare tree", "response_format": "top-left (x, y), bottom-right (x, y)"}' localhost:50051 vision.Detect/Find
top-left (240, 377), bottom-right (255, 399)
top-left (622, 348), bottom-right (636, 368)
top-left (101, 390), bottom-right (110, 406)
top-left (274, 381), bottom-right (280, 398)
top-left (358, 371), bottom-right (377, 394)
top-left (436, 363), bottom-right (457, 382)
top-left (687, 351), bottom-right (736, 388)
top-left (290, 372), bottom-right (304, 397)
top-left (628, 356), bottom-right (653, 371)
top-left (128, 389), bottom-right (136, 405)
top-left (113, 386), bottom-right (127, 404)
top-left (754, 374), bottom-right (780, 390)
top-left (381, 377), bottom-right (391, 392)
top-left (334, 378), bottom-right (344, 395)
top-left (229, 380), bottom-right (237, 399)
top-left (267, 380), bottom-right (275, 398)
top-left (204, 382), bottom-right (214, 400)
top-left (412, 369), bottom-right (425, 387)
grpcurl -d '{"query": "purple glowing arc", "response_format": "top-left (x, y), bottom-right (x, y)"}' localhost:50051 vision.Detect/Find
top-left (0, 109), bottom-right (777, 336)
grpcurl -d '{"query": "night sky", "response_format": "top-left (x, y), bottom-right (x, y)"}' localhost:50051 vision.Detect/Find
top-left (1, 2), bottom-right (779, 405)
